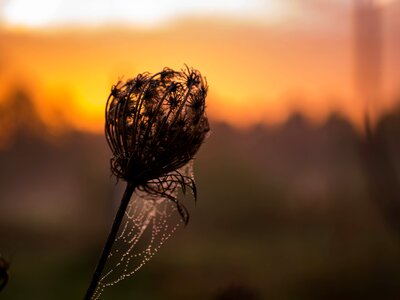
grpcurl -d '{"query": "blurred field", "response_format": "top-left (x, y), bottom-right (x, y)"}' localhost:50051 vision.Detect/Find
top-left (0, 92), bottom-right (399, 299)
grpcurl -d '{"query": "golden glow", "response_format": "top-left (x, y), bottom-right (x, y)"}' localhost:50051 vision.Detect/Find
top-left (2, 0), bottom-right (288, 28)
top-left (0, 1), bottom-right (399, 133)
top-left (376, 0), bottom-right (396, 5)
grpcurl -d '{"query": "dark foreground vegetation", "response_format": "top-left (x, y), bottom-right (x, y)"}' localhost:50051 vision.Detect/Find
top-left (0, 92), bottom-right (399, 299)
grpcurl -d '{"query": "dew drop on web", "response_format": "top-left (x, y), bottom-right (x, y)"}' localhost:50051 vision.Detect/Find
top-left (92, 161), bottom-right (195, 300)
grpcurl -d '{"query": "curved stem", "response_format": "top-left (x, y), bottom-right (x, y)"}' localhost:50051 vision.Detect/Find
top-left (84, 182), bottom-right (136, 300)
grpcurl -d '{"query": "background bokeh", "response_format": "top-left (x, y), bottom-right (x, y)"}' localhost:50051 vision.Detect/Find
top-left (0, 0), bottom-right (400, 299)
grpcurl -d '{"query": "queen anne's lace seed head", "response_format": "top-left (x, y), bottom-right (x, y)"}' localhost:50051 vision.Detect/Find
top-left (105, 66), bottom-right (209, 223)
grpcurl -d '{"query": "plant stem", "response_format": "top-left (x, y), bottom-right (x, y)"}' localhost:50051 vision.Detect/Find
top-left (84, 182), bottom-right (136, 300)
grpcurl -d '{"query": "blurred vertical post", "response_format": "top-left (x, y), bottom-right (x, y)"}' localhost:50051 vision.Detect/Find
top-left (354, 0), bottom-right (382, 121)
top-left (385, 0), bottom-right (400, 101)
top-left (354, 0), bottom-right (400, 234)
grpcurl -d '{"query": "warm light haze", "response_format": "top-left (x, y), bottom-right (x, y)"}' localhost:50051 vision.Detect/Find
top-left (0, 0), bottom-right (399, 133)
top-left (1, 0), bottom-right (289, 28)
top-left (2, 2), bottom-right (400, 299)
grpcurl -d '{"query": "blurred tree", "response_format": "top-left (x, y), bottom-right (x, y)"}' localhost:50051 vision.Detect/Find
top-left (0, 87), bottom-right (45, 147)
top-left (360, 112), bottom-right (400, 234)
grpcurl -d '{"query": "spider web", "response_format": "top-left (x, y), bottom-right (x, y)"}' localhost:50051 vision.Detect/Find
top-left (92, 162), bottom-right (195, 299)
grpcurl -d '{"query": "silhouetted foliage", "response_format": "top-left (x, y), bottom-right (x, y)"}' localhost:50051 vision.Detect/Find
top-left (0, 87), bottom-right (46, 147)
top-left (0, 255), bottom-right (9, 292)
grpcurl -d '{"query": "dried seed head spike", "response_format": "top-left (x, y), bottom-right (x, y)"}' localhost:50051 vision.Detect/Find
top-left (85, 66), bottom-right (209, 300)
top-left (105, 66), bottom-right (209, 222)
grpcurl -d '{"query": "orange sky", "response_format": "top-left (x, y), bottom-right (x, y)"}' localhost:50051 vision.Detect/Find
top-left (0, 1), bottom-right (399, 133)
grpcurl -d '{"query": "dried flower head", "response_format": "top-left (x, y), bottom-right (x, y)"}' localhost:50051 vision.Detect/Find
top-left (105, 66), bottom-right (209, 223)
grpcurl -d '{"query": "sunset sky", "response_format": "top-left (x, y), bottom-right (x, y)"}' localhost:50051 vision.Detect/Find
top-left (0, 0), bottom-right (399, 133)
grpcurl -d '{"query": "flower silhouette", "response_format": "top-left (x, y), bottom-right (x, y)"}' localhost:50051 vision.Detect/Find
top-left (85, 66), bottom-right (209, 299)
top-left (105, 66), bottom-right (209, 223)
